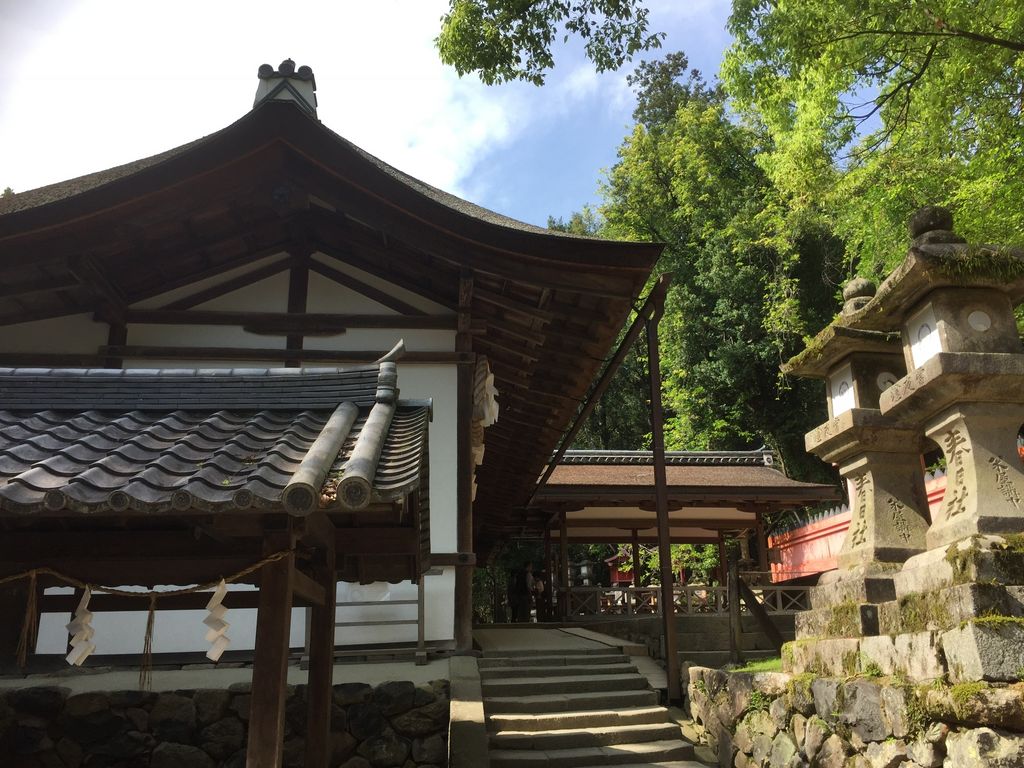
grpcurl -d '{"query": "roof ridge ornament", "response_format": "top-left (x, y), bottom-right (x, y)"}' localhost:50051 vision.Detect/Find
top-left (254, 59), bottom-right (318, 118)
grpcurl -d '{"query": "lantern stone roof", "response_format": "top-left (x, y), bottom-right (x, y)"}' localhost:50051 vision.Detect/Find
top-left (0, 359), bottom-right (429, 517)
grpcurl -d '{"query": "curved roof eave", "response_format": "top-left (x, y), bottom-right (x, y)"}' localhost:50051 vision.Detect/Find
top-left (0, 100), bottom-right (662, 275)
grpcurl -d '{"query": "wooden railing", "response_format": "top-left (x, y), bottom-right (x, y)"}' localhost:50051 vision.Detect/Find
top-left (560, 581), bottom-right (808, 618)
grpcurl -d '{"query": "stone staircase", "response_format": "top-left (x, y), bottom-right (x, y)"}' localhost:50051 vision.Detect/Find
top-left (481, 647), bottom-right (705, 767)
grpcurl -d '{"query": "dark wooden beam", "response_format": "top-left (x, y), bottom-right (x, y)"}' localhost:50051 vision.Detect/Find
top-left (285, 257), bottom-right (309, 367)
top-left (0, 273), bottom-right (79, 300)
top-left (122, 309), bottom-right (457, 331)
top-left (97, 345), bottom-right (469, 365)
top-left (334, 528), bottom-right (417, 555)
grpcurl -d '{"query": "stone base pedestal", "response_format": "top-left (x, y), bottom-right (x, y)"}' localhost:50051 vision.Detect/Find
top-left (925, 402), bottom-right (1024, 550)
top-left (795, 566), bottom-right (898, 641)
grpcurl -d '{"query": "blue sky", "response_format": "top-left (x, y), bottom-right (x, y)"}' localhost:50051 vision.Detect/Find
top-left (0, 0), bottom-right (732, 228)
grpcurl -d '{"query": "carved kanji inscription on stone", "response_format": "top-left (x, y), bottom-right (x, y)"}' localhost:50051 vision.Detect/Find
top-left (988, 456), bottom-right (1022, 509)
top-left (850, 473), bottom-right (871, 546)
top-left (887, 496), bottom-right (913, 542)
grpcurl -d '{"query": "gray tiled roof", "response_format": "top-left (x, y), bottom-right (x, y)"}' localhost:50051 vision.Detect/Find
top-left (0, 364), bottom-right (428, 516)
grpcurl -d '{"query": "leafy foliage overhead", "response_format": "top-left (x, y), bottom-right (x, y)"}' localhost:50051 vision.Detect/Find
top-left (436, 0), bottom-right (664, 85)
top-left (723, 0), bottom-right (1024, 276)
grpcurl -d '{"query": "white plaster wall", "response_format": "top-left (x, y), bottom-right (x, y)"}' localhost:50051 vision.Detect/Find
top-left (37, 568), bottom-right (456, 654)
top-left (130, 253), bottom-right (289, 310)
top-left (0, 313), bottom-right (108, 354)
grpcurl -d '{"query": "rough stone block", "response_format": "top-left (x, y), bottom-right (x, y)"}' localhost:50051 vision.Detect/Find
top-left (784, 638), bottom-right (861, 676)
top-left (795, 602), bottom-right (880, 639)
top-left (839, 680), bottom-right (888, 743)
top-left (864, 739), bottom-right (907, 768)
top-left (941, 618), bottom-right (1024, 683)
top-left (809, 572), bottom-right (896, 610)
top-left (860, 630), bottom-right (945, 682)
top-left (944, 727), bottom-right (1024, 768)
top-left (879, 582), bottom-right (1024, 635)
top-left (923, 685), bottom-right (1024, 731)
top-left (803, 716), bottom-right (831, 764)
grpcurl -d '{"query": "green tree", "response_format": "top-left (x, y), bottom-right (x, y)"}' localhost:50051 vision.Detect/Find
top-left (723, 0), bottom-right (1024, 275)
top-left (600, 53), bottom-right (839, 482)
top-left (1, 187), bottom-right (13, 198)
top-left (436, 0), bottom-right (664, 85)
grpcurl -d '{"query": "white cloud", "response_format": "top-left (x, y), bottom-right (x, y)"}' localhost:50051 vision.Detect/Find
top-left (0, 0), bottom-right (527, 199)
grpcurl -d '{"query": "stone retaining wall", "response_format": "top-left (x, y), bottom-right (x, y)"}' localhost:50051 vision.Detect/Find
top-left (687, 665), bottom-right (1024, 768)
top-left (0, 679), bottom-right (449, 768)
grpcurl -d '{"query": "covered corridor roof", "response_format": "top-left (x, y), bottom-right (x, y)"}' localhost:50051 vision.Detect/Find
top-left (534, 449), bottom-right (840, 543)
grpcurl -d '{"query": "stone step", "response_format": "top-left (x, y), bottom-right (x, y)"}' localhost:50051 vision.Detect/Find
top-left (488, 706), bottom-right (670, 733)
top-left (483, 673), bottom-right (649, 698)
top-left (479, 653), bottom-right (630, 669)
top-left (483, 647), bottom-right (619, 657)
top-left (485, 688), bottom-right (660, 714)
top-left (491, 721), bottom-right (684, 751)
top-left (489, 738), bottom-right (694, 767)
top-left (480, 662), bottom-right (639, 680)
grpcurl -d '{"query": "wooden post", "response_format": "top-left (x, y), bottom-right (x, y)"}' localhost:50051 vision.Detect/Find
top-left (755, 511), bottom-right (769, 577)
top-left (646, 281), bottom-right (682, 702)
top-left (453, 271), bottom-right (475, 651)
top-left (727, 544), bottom-right (743, 665)
top-left (304, 533), bottom-right (336, 768)
top-left (246, 532), bottom-right (295, 768)
top-left (631, 529), bottom-right (642, 588)
top-left (416, 574), bottom-right (426, 664)
top-left (717, 533), bottom-right (727, 587)
top-left (543, 528), bottom-right (553, 622)
top-left (559, 511), bottom-right (570, 620)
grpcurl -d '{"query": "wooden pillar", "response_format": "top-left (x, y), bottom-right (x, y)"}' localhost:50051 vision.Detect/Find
top-left (727, 544), bottom-right (743, 665)
top-left (647, 300), bottom-right (682, 702)
top-left (543, 528), bottom-right (553, 622)
top-left (304, 533), bottom-right (336, 768)
top-left (559, 511), bottom-right (570, 620)
top-left (755, 511), bottom-right (769, 577)
top-left (453, 271), bottom-right (475, 651)
top-left (631, 530), bottom-right (642, 588)
top-left (717, 533), bottom-right (727, 587)
top-left (246, 532), bottom-right (295, 768)
top-left (0, 580), bottom-right (28, 674)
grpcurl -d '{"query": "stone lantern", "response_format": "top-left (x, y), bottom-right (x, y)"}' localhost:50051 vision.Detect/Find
top-left (786, 279), bottom-right (930, 574)
top-left (846, 207), bottom-right (1024, 551)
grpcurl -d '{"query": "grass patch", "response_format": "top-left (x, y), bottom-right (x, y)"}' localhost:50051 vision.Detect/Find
top-left (747, 690), bottom-right (774, 713)
top-left (734, 657), bottom-right (782, 673)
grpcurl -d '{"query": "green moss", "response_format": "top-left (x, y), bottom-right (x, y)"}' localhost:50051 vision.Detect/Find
top-left (964, 614), bottom-right (1024, 631)
top-left (747, 690), bottom-right (774, 713)
top-left (781, 642), bottom-right (795, 669)
top-left (860, 657), bottom-right (883, 678)
top-left (898, 590), bottom-right (952, 632)
top-left (826, 601), bottom-right (861, 637)
top-left (950, 682), bottom-right (988, 715)
top-left (735, 657), bottom-right (782, 673)
top-left (694, 679), bottom-right (708, 695)
top-left (945, 540), bottom-right (978, 585)
top-left (932, 245), bottom-right (1024, 283)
